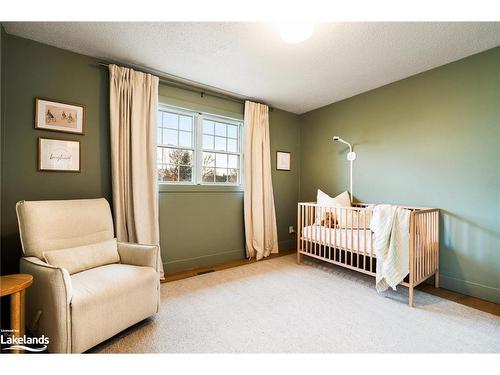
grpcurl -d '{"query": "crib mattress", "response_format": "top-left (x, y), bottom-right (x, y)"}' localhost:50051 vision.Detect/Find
top-left (301, 225), bottom-right (374, 255)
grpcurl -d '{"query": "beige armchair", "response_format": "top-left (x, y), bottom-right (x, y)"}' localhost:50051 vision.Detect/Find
top-left (16, 198), bottom-right (160, 353)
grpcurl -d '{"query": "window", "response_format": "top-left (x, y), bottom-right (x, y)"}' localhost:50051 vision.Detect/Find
top-left (157, 110), bottom-right (195, 183)
top-left (157, 106), bottom-right (243, 185)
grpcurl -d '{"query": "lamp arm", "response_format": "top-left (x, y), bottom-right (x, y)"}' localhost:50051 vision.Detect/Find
top-left (349, 159), bottom-right (353, 203)
top-left (333, 136), bottom-right (355, 203)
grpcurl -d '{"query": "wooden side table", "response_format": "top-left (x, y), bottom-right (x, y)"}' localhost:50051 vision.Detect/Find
top-left (1, 274), bottom-right (33, 353)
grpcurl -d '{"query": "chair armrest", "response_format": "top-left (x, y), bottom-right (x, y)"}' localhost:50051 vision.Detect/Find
top-left (117, 242), bottom-right (160, 272)
top-left (19, 257), bottom-right (72, 353)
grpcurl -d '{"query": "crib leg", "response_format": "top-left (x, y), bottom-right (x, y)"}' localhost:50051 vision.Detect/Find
top-left (297, 251), bottom-right (301, 264)
top-left (434, 272), bottom-right (439, 288)
top-left (409, 286), bottom-right (414, 307)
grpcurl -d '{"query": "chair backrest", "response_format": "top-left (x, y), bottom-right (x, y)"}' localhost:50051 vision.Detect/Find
top-left (16, 198), bottom-right (115, 259)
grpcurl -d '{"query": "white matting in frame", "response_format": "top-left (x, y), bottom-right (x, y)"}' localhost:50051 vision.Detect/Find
top-left (276, 151), bottom-right (291, 171)
top-left (35, 97), bottom-right (85, 134)
top-left (38, 137), bottom-right (81, 172)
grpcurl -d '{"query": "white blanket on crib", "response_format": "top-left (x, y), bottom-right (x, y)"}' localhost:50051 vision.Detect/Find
top-left (370, 204), bottom-right (410, 292)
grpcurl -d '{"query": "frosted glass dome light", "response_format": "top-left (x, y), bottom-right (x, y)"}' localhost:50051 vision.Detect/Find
top-left (279, 22), bottom-right (314, 44)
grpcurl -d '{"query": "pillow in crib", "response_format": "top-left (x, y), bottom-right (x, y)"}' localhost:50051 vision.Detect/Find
top-left (337, 204), bottom-right (375, 229)
top-left (315, 189), bottom-right (351, 225)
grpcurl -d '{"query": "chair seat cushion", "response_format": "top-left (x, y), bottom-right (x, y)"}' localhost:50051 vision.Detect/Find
top-left (70, 264), bottom-right (159, 353)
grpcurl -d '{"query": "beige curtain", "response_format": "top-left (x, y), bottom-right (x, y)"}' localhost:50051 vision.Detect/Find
top-left (109, 64), bottom-right (164, 278)
top-left (243, 101), bottom-right (279, 260)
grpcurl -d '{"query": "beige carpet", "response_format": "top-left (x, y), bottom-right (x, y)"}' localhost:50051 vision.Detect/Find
top-left (91, 254), bottom-right (500, 353)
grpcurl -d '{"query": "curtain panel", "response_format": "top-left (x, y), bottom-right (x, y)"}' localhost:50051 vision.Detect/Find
top-left (109, 64), bottom-right (165, 278)
top-left (243, 101), bottom-right (279, 260)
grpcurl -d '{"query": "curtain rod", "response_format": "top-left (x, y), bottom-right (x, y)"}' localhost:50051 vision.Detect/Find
top-left (96, 62), bottom-right (272, 110)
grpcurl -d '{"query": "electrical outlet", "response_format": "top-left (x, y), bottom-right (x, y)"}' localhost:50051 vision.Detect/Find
top-left (289, 225), bottom-right (295, 234)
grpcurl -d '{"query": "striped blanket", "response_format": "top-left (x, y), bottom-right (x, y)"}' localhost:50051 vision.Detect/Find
top-left (370, 204), bottom-right (410, 292)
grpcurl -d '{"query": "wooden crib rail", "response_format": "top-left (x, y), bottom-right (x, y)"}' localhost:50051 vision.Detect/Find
top-left (297, 203), bottom-right (376, 275)
top-left (408, 208), bottom-right (440, 306)
top-left (297, 202), bottom-right (439, 307)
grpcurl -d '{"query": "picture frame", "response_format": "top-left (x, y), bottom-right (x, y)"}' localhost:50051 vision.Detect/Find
top-left (35, 97), bottom-right (86, 134)
top-left (276, 151), bottom-right (291, 171)
top-left (38, 137), bottom-right (81, 172)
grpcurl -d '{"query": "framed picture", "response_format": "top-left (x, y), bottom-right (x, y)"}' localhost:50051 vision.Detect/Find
top-left (38, 137), bottom-right (81, 172)
top-left (276, 151), bottom-right (291, 171)
top-left (35, 97), bottom-right (85, 134)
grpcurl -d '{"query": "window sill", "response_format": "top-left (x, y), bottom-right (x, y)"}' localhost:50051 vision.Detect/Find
top-left (158, 183), bottom-right (244, 193)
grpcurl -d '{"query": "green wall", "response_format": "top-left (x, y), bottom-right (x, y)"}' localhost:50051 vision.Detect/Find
top-left (300, 46), bottom-right (500, 303)
top-left (157, 85), bottom-right (245, 272)
top-left (0, 25), bottom-right (5, 329)
top-left (0, 34), bottom-right (112, 274)
top-left (0, 25), bottom-right (5, 259)
top-left (269, 109), bottom-right (302, 252)
top-left (158, 85), bottom-right (301, 272)
top-left (0, 34), bottom-right (301, 275)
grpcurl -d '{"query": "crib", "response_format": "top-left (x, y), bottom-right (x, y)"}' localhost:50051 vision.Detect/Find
top-left (296, 202), bottom-right (439, 307)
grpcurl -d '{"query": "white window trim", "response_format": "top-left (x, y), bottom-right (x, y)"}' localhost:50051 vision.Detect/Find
top-left (158, 104), bottom-right (244, 187)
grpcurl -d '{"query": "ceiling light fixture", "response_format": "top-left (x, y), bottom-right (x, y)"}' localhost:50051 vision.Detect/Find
top-left (279, 22), bottom-right (314, 44)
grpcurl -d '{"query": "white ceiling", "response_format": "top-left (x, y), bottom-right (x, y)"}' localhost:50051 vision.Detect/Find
top-left (4, 22), bottom-right (500, 114)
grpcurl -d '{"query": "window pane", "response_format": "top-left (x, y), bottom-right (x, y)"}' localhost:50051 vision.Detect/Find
top-left (157, 148), bottom-right (162, 164)
top-left (179, 166), bottom-right (192, 182)
top-left (215, 153), bottom-right (227, 168)
top-left (202, 167), bottom-right (215, 183)
top-left (180, 150), bottom-right (193, 166)
top-left (203, 135), bottom-right (214, 150)
top-left (215, 168), bottom-right (227, 183)
top-left (163, 113), bottom-right (178, 129)
top-left (215, 136), bottom-right (226, 151)
top-left (165, 148), bottom-right (192, 166)
top-left (203, 120), bottom-right (214, 134)
top-left (158, 112), bottom-right (163, 127)
top-left (164, 129), bottom-right (178, 146)
top-left (158, 167), bottom-right (168, 182)
top-left (203, 152), bottom-right (215, 167)
top-left (164, 165), bottom-right (179, 181)
top-left (227, 125), bottom-right (237, 138)
top-left (228, 154), bottom-right (238, 168)
top-left (157, 128), bottom-right (162, 145)
top-left (179, 131), bottom-right (192, 147)
top-left (228, 169), bottom-right (238, 183)
top-left (215, 122), bottom-right (226, 137)
top-left (227, 138), bottom-right (237, 152)
top-left (179, 115), bottom-right (192, 131)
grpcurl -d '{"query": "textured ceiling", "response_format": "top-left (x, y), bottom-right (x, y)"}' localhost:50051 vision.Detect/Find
top-left (4, 22), bottom-right (500, 114)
